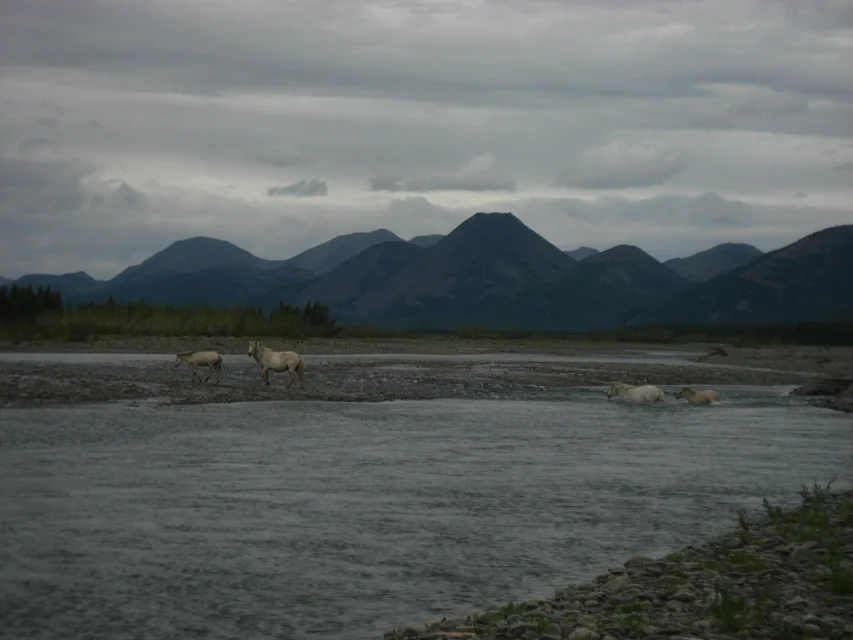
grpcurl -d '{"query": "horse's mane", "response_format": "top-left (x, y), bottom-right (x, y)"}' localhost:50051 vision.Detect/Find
top-left (681, 386), bottom-right (696, 393)
top-left (176, 350), bottom-right (197, 357)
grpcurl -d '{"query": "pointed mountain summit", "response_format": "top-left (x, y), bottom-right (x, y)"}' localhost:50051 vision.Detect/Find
top-left (565, 246), bottom-right (599, 261)
top-left (351, 211), bottom-right (578, 319)
top-left (664, 242), bottom-right (763, 282)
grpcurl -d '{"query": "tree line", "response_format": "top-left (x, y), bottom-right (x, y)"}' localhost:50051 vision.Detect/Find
top-left (2, 283), bottom-right (852, 345)
top-left (0, 284), bottom-right (339, 341)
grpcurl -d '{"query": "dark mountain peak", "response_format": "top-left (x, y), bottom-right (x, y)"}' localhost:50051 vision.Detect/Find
top-left (565, 246), bottom-right (598, 261)
top-left (454, 211), bottom-right (519, 234)
top-left (346, 211), bottom-right (578, 317)
top-left (441, 211), bottom-right (562, 255)
top-left (634, 224), bottom-right (853, 326)
top-left (581, 243), bottom-right (689, 298)
top-left (13, 271), bottom-right (104, 296)
top-left (771, 224), bottom-right (853, 259)
top-left (585, 244), bottom-right (661, 267)
top-left (112, 235), bottom-right (272, 283)
top-left (17, 270), bottom-right (98, 282)
top-left (256, 240), bottom-right (424, 314)
top-left (283, 228), bottom-right (405, 276)
top-left (665, 242), bottom-right (764, 283)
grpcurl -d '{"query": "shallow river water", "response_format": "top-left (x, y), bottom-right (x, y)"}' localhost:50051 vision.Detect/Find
top-left (1, 386), bottom-right (851, 640)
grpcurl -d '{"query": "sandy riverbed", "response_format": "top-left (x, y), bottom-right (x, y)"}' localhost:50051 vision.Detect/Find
top-left (2, 337), bottom-right (849, 409)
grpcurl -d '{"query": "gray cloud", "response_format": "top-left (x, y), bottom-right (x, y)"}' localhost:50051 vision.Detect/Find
top-left (0, 152), bottom-right (94, 216)
top-left (558, 142), bottom-right (687, 190)
top-left (267, 179), bottom-right (329, 197)
top-left (36, 116), bottom-right (61, 127)
top-left (247, 143), bottom-right (310, 169)
top-left (370, 153), bottom-right (516, 193)
top-left (0, 0), bottom-right (852, 278)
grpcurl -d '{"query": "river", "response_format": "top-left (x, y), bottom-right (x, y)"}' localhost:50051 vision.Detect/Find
top-left (1, 385), bottom-right (850, 639)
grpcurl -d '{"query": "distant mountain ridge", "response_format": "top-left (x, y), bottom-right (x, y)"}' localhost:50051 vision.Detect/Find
top-left (5, 216), bottom-right (852, 331)
top-left (111, 236), bottom-right (285, 285)
top-left (629, 225), bottom-right (853, 326)
top-left (282, 229), bottom-right (404, 275)
top-left (409, 234), bottom-right (444, 248)
top-left (664, 242), bottom-right (763, 282)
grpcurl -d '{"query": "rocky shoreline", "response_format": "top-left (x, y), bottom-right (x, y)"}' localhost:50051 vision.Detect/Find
top-left (791, 379), bottom-right (853, 414)
top-left (0, 355), bottom-right (818, 409)
top-left (384, 486), bottom-right (853, 640)
top-left (2, 339), bottom-right (851, 411)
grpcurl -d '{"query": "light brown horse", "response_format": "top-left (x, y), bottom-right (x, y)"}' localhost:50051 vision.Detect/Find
top-left (247, 340), bottom-right (305, 390)
top-left (674, 386), bottom-right (720, 405)
top-left (174, 350), bottom-right (223, 384)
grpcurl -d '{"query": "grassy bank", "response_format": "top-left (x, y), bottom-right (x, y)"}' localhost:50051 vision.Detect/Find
top-left (385, 483), bottom-right (853, 640)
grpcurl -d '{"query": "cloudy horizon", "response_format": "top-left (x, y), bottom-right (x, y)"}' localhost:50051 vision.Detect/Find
top-left (1, 0), bottom-right (852, 280)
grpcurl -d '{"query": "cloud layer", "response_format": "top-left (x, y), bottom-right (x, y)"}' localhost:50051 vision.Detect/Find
top-left (1, 0), bottom-right (851, 278)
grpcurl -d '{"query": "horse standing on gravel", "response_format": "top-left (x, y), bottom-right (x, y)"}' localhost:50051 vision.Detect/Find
top-left (247, 340), bottom-right (306, 390)
top-left (174, 350), bottom-right (223, 384)
top-left (605, 381), bottom-right (666, 404)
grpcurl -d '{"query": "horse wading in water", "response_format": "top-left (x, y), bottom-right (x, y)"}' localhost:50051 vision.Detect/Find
top-left (675, 386), bottom-right (720, 405)
top-left (605, 381), bottom-right (666, 404)
top-left (174, 350), bottom-right (223, 384)
top-left (247, 340), bottom-right (306, 390)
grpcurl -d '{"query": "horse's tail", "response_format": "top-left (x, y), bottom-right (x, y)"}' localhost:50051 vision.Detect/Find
top-left (214, 354), bottom-right (223, 371)
top-left (296, 355), bottom-right (306, 382)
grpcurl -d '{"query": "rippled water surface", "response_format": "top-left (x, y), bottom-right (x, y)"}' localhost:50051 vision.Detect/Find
top-left (1, 387), bottom-right (851, 640)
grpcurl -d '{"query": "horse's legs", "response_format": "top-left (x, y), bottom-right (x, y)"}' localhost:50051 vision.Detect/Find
top-left (261, 366), bottom-right (270, 386)
top-left (203, 363), bottom-right (214, 383)
top-left (285, 367), bottom-right (296, 389)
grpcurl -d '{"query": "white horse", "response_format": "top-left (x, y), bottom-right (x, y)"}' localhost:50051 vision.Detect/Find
top-left (675, 386), bottom-right (720, 405)
top-left (605, 381), bottom-right (666, 404)
top-left (174, 350), bottom-right (223, 384)
top-left (247, 340), bottom-right (306, 390)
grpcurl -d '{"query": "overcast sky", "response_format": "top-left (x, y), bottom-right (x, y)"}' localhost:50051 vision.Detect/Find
top-left (1, 0), bottom-right (852, 279)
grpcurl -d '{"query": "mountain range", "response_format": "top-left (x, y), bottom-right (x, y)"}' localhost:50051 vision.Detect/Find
top-left (3, 212), bottom-right (852, 330)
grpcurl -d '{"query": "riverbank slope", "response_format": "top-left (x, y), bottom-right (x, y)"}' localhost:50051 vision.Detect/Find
top-left (384, 486), bottom-right (853, 640)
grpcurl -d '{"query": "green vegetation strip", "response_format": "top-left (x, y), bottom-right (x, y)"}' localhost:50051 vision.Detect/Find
top-left (384, 483), bottom-right (853, 640)
top-left (3, 283), bottom-right (853, 346)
